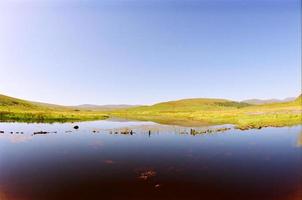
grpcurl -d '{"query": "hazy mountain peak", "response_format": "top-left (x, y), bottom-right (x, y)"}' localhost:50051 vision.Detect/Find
top-left (242, 97), bottom-right (295, 105)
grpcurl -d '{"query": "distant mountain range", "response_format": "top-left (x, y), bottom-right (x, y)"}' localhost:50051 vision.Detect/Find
top-left (0, 93), bottom-right (301, 124)
top-left (74, 104), bottom-right (141, 110)
top-left (74, 96), bottom-right (299, 108)
top-left (0, 94), bottom-right (142, 111)
top-left (241, 97), bottom-right (296, 105)
top-left (0, 93), bottom-right (300, 111)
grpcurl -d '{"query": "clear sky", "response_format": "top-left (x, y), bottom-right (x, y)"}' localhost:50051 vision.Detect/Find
top-left (0, 0), bottom-right (300, 105)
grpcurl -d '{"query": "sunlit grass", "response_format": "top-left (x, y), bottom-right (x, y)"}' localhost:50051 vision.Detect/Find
top-left (1, 93), bottom-right (301, 127)
top-left (109, 96), bottom-right (302, 129)
top-left (0, 94), bottom-right (108, 123)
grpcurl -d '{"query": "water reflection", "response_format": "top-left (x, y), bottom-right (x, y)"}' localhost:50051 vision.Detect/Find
top-left (0, 120), bottom-right (301, 200)
top-left (0, 121), bottom-right (235, 138)
top-left (297, 131), bottom-right (302, 147)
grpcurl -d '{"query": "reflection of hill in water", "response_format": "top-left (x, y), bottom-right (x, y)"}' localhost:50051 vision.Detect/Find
top-left (297, 131), bottom-right (302, 148)
top-left (0, 134), bottom-right (32, 143)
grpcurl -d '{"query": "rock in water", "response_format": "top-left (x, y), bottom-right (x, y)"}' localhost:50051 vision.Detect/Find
top-left (74, 125), bottom-right (79, 129)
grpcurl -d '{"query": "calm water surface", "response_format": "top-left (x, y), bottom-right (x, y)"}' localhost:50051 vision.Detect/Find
top-left (0, 120), bottom-right (301, 200)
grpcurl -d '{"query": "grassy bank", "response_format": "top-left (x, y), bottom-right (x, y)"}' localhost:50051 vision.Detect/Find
top-left (1, 93), bottom-right (301, 127)
top-left (109, 96), bottom-right (302, 129)
top-left (0, 94), bottom-right (108, 123)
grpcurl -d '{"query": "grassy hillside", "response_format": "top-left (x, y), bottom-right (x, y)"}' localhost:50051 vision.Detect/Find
top-left (1, 93), bottom-right (301, 127)
top-left (0, 94), bottom-right (108, 122)
top-left (109, 96), bottom-right (302, 129)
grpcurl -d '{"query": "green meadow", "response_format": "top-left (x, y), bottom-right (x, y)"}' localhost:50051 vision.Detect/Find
top-left (0, 94), bottom-right (108, 123)
top-left (0, 93), bottom-right (301, 129)
top-left (109, 95), bottom-right (302, 129)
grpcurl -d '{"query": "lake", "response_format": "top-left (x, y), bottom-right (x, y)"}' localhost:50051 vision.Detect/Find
top-left (0, 120), bottom-right (301, 200)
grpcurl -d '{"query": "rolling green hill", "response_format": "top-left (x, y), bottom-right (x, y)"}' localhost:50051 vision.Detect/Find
top-left (0, 94), bottom-right (108, 122)
top-left (109, 95), bottom-right (302, 129)
top-left (0, 94), bottom-right (39, 108)
top-left (132, 98), bottom-right (249, 111)
top-left (0, 93), bottom-right (301, 128)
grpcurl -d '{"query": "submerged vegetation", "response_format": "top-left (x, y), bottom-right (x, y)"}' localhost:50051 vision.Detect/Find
top-left (0, 93), bottom-right (301, 129)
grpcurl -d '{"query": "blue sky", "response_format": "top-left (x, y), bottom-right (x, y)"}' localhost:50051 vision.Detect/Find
top-left (0, 0), bottom-right (300, 105)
